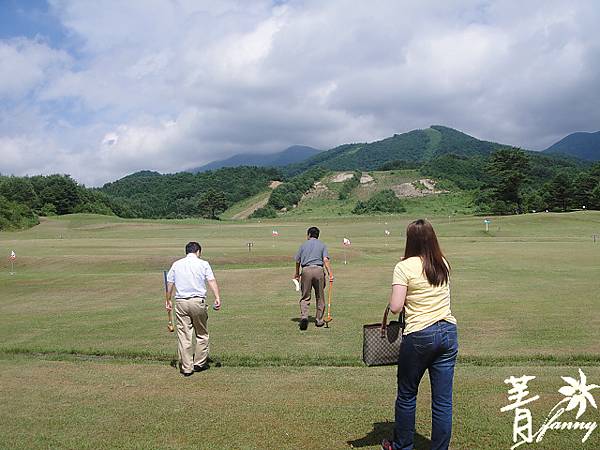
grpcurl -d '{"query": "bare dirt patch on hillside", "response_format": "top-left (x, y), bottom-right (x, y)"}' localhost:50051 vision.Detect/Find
top-left (392, 178), bottom-right (448, 198)
top-left (330, 172), bottom-right (354, 183)
top-left (300, 181), bottom-right (335, 202)
top-left (360, 173), bottom-right (374, 184)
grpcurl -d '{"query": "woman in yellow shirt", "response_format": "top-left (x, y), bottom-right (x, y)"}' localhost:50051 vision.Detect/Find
top-left (381, 219), bottom-right (458, 450)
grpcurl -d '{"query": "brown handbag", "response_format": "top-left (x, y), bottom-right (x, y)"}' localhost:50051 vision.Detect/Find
top-left (362, 305), bottom-right (405, 366)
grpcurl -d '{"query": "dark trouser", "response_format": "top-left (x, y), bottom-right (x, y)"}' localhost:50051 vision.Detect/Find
top-left (299, 266), bottom-right (326, 324)
top-left (394, 320), bottom-right (458, 450)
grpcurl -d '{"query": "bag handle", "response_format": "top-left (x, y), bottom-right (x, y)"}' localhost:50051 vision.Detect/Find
top-left (380, 304), bottom-right (405, 338)
top-left (380, 305), bottom-right (391, 338)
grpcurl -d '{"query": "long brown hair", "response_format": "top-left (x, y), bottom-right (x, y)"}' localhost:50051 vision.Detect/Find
top-left (403, 219), bottom-right (450, 286)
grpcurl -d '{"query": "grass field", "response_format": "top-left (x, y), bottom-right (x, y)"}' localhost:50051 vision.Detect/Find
top-left (1, 212), bottom-right (599, 449)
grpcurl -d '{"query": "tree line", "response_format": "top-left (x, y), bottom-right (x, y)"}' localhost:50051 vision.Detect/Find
top-left (0, 166), bottom-right (281, 230)
top-left (422, 149), bottom-right (600, 214)
top-left (100, 166), bottom-right (281, 219)
top-left (0, 174), bottom-right (118, 230)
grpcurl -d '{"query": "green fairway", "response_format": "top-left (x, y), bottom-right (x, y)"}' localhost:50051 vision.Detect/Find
top-left (1, 212), bottom-right (599, 449)
top-left (0, 359), bottom-right (598, 449)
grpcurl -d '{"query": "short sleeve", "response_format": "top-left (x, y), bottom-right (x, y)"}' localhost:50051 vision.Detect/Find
top-left (294, 246), bottom-right (302, 262)
top-left (204, 263), bottom-right (215, 281)
top-left (166, 266), bottom-right (175, 283)
top-left (322, 244), bottom-right (329, 259)
top-left (392, 261), bottom-right (409, 286)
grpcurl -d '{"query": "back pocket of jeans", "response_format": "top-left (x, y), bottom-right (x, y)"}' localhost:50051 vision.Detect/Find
top-left (411, 334), bottom-right (435, 354)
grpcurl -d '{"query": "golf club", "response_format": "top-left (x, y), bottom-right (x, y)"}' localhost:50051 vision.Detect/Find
top-left (163, 270), bottom-right (174, 332)
top-left (324, 278), bottom-right (333, 327)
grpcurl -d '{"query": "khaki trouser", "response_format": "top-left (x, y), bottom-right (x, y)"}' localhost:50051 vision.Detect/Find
top-left (300, 266), bottom-right (326, 324)
top-left (175, 297), bottom-right (209, 373)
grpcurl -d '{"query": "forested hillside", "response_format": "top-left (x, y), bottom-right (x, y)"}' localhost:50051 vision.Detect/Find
top-left (99, 166), bottom-right (281, 219)
top-left (251, 145), bottom-right (600, 218)
top-left (0, 174), bottom-right (118, 230)
top-left (543, 131), bottom-right (600, 161)
top-left (421, 149), bottom-right (599, 214)
top-left (284, 126), bottom-right (512, 175)
top-left (3, 126), bottom-right (600, 231)
top-left (0, 166), bottom-right (280, 229)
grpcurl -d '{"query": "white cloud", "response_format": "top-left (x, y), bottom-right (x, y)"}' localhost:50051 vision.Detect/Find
top-left (1, 0), bottom-right (599, 185)
top-left (0, 38), bottom-right (70, 99)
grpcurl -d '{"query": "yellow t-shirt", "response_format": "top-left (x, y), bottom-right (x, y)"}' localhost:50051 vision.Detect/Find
top-left (392, 256), bottom-right (456, 335)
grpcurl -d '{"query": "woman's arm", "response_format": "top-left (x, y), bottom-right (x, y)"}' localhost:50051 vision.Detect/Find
top-left (389, 284), bottom-right (407, 314)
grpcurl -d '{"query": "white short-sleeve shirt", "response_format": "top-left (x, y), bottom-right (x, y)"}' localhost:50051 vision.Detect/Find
top-left (166, 254), bottom-right (215, 299)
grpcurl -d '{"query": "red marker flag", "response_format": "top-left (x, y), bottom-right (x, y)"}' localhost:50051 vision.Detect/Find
top-left (9, 251), bottom-right (16, 260)
top-left (343, 237), bottom-right (351, 246)
top-left (272, 230), bottom-right (279, 237)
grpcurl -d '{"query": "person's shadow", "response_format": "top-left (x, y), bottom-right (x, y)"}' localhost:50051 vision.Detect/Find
top-left (290, 316), bottom-right (316, 323)
top-left (347, 421), bottom-right (431, 449)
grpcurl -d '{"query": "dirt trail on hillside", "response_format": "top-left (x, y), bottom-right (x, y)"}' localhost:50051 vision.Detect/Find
top-left (231, 195), bottom-right (270, 220)
top-left (231, 180), bottom-right (281, 219)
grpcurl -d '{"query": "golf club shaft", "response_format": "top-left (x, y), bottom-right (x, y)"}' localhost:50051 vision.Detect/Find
top-left (326, 280), bottom-right (333, 320)
top-left (163, 271), bottom-right (174, 332)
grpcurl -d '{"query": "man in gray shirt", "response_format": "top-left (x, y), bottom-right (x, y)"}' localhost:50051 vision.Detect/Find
top-left (294, 226), bottom-right (334, 330)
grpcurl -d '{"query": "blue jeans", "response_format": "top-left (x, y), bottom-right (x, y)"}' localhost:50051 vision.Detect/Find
top-left (393, 320), bottom-right (458, 450)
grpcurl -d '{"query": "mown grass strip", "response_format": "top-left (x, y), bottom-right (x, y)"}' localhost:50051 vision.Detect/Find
top-left (1, 347), bottom-right (599, 367)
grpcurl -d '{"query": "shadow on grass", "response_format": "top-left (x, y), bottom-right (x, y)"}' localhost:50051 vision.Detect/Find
top-left (169, 357), bottom-right (222, 369)
top-left (347, 421), bottom-right (431, 449)
top-left (290, 316), bottom-right (316, 323)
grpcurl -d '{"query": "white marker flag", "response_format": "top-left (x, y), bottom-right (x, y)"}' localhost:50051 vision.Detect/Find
top-left (343, 237), bottom-right (351, 246)
top-left (384, 230), bottom-right (390, 236)
top-left (9, 251), bottom-right (16, 260)
top-left (272, 230), bottom-right (279, 236)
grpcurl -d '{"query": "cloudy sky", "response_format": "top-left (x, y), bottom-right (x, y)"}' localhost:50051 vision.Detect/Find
top-left (1, 0), bottom-right (599, 186)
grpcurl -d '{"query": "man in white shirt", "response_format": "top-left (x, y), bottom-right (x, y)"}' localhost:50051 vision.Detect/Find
top-left (166, 241), bottom-right (222, 377)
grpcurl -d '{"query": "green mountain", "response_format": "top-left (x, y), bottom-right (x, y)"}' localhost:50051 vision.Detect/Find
top-left (285, 125), bottom-right (512, 175)
top-left (190, 145), bottom-right (321, 172)
top-left (543, 131), bottom-right (600, 161)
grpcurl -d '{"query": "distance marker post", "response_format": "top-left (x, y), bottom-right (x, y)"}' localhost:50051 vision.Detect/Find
top-left (484, 219), bottom-right (491, 233)
top-left (8, 250), bottom-right (16, 275)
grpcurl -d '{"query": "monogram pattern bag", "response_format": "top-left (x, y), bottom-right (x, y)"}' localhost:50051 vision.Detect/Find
top-left (362, 305), bottom-right (405, 366)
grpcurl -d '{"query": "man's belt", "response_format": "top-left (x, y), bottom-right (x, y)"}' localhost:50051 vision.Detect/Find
top-left (175, 296), bottom-right (206, 301)
top-left (302, 264), bottom-right (323, 268)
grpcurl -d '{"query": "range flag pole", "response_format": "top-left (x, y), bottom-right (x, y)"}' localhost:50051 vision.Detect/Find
top-left (9, 250), bottom-right (16, 275)
top-left (342, 238), bottom-right (351, 264)
top-left (384, 229), bottom-right (390, 246)
top-left (272, 229), bottom-right (278, 248)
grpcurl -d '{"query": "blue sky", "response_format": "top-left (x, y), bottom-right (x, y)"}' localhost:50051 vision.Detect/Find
top-left (0, 0), bottom-right (68, 47)
top-left (1, 0), bottom-right (599, 185)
